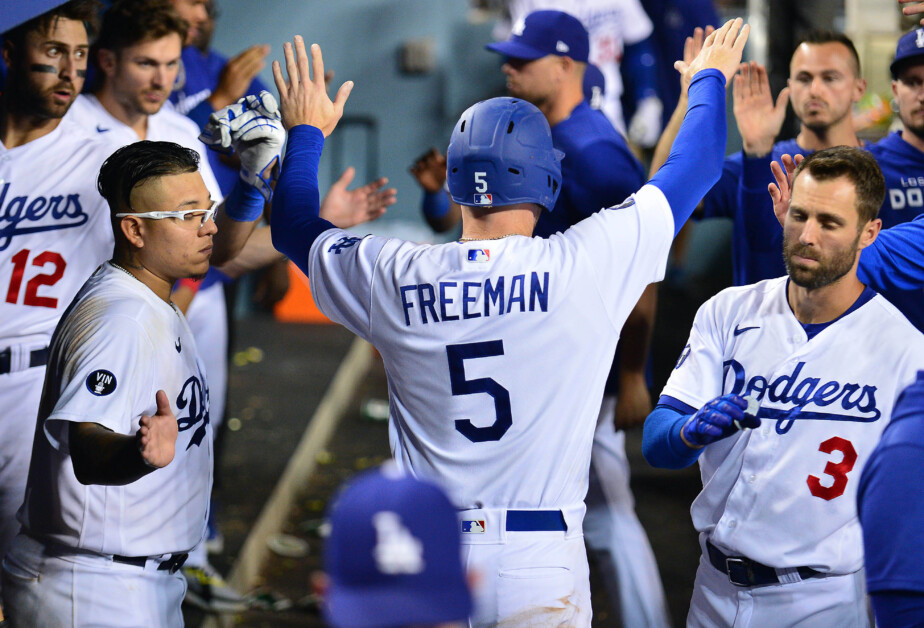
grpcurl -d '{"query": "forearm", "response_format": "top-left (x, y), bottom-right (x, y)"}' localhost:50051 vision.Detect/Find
top-left (217, 226), bottom-right (284, 279)
top-left (271, 125), bottom-right (336, 274)
top-left (858, 217), bottom-right (924, 291)
top-left (69, 422), bottom-right (153, 486)
top-left (211, 179), bottom-right (265, 266)
top-left (619, 284), bottom-right (656, 375)
top-left (642, 405), bottom-right (702, 469)
top-left (649, 93), bottom-right (687, 178)
top-left (648, 69), bottom-right (727, 234)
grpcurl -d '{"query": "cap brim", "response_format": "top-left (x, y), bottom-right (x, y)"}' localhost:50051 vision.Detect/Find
top-left (325, 581), bottom-right (472, 628)
top-left (891, 53), bottom-right (924, 78)
top-left (485, 40), bottom-right (546, 60)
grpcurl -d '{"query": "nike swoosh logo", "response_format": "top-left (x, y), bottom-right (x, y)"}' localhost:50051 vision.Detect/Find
top-left (175, 338), bottom-right (182, 352)
top-left (96, 125), bottom-right (110, 133)
top-left (734, 325), bottom-right (760, 336)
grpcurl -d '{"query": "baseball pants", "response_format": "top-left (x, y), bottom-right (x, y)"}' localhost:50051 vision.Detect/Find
top-left (2, 533), bottom-right (186, 628)
top-left (687, 552), bottom-right (871, 628)
top-left (459, 505), bottom-right (592, 627)
top-left (584, 396), bottom-right (671, 628)
top-left (0, 367), bottom-right (45, 576)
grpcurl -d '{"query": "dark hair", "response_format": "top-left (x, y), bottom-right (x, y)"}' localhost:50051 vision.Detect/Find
top-left (792, 146), bottom-right (885, 225)
top-left (2, 0), bottom-right (102, 54)
top-left (794, 30), bottom-right (862, 77)
top-left (94, 0), bottom-right (188, 55)
top-left (98, 141), bottom-right (200, 214)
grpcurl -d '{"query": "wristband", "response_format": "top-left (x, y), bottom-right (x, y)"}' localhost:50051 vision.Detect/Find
top-left (224, 178), bottom-right (265, 223)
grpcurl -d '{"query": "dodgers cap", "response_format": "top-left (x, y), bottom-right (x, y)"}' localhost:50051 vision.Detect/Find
top-left (486, 10), bottom-right (590, 63)
top-left (891, 28), bottom-right (924, 78)
top-left (324, 464), bottom-right (472, 628)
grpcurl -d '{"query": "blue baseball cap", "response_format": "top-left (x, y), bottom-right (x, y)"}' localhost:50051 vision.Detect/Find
top-left (323, 465), bottom-right (472, 628)
top-left (583, 63), bottom-right (606, 108)
top-left (891, 28), bottom-right (924, 78)
top-left (486, 10), bottom-right (590, 63)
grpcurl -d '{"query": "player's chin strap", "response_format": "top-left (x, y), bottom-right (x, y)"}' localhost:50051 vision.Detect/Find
top-left (200, 90), bottom-right (286, 202)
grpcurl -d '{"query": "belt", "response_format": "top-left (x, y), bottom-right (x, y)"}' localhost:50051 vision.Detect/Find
top-left (706, 540), bottom-right (823, 587)
top-left (506, 510), bottom-right (567, 532)
top-left (0, 347), bottom-right (48, 375)
top-left (112, 552), bottom-right (188, 574)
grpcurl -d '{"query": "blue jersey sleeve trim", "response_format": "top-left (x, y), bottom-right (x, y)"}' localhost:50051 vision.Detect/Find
top-left (648, 69), bottom-right (727, 236)
top-left (657, 394), bottom-right (698, 415)
top-left (270, 124), bottom-right (337, 276)
top-left (643, 404), bottom-right (702, 469)
top-left (422, 190), bottom-right (450, 219)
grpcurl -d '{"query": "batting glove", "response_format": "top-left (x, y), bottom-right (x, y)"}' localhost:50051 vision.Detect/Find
top-left (200, 91), bottom-right (285, 202)
top-left (680, 394), bottom-right (759, 448)
top-left (627, 95), bottom-right (664, 148)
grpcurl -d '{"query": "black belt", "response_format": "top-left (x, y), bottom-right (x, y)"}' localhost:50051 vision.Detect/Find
top-left (0, 347), bottom-right (48, 375)
top-left (707, 541), bottom-right (823, 587)
top-left (112, 551), bottom-right (188, 574)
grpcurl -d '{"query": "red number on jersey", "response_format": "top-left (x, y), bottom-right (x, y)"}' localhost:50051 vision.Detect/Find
top-left (806, 436), bottom-right (857, 501)
top-left (5, 249), bottom-right (67, 309)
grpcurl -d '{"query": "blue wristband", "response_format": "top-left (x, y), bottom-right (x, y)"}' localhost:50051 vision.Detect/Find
top-left (422, 190), bottom-right (450, 219)
top-left (224, 177), bottom-right (264, 222)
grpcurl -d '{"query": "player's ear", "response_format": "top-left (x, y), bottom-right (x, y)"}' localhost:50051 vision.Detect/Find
top-left (119, 215), bottom-right (145, 250)
top-left (1, 40), bottom-right (14, 70)
top-left (857, 217), bottom-right (881, 250)
top-left (97, 48), bottom-right (117, 78)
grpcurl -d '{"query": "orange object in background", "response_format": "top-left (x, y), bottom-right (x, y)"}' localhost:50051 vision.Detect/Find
top-left (274, 261), bottom-right (332, 324)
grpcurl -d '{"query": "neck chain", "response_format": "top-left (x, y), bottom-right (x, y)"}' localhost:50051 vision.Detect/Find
top-left (458, 234), bottom-right (520, 242)
top-left (109, 260), bottom-right (179, 314)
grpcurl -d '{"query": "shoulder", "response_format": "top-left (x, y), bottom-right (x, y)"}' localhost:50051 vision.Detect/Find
top-left (557, 104), bottom-right (628, 151)
top-left (53, 114), bottom-right (122, 163)
top-left (703, 277), bottom-right (785, 320)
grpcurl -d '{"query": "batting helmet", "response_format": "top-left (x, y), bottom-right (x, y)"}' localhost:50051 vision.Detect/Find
top-left (447, 97), bottom-right (563, 212)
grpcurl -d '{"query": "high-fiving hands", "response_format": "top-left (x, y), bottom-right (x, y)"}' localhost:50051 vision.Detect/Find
top-left (272, 36), bottom-right (352, 136)
top-left (675, 18), bottom-right (749, 89)
top-left (768, 153), bottom-right (805, 227)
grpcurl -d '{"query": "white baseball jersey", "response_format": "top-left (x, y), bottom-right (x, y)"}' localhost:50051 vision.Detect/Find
top-left (499, 0), bottom-right (654, 132)
top-left (18, 262), bottom-right (213, 557)
top-left (0, 115), bottom-right (116, 348)
top-left (661, 277), bottom-right (924, 574)
top-left (68, 94), bottom-right (222, 201)
top-left (309, 184), bottom-right (673, 512)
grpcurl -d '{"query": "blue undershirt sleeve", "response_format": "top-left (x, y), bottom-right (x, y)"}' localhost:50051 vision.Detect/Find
top-left (857, 215), bottom-right (924, 291)
top-left (647, 69), bottom-right (727, 235)
top-left (568, 140), bottom-right (645, 218)
top-left (622, 36), bottom-right (660, 101)
top-left (422, 190), bottom-right (450, 220)
top-left (642, 403), bottom-right (702, 469)
top-left (270, 124), bottom-right (337, 275)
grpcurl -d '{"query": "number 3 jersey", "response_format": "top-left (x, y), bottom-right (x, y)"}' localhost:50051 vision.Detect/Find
top-left (660, 276), bottom-right (924, 574)
top-left (0, 115), bottom-right (116, 348)
top-left (308, 185), bottom-right (674, 512)
top-left (18, 263), bottom-right (213, 557)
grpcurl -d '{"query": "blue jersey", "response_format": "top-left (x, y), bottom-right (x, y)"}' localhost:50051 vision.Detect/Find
top-left (858, 371), bottom-right (924, 596)
top-left (536, 101), bottom-right (646, 238)
top-left (171, 46), bottom-right (270, 197)
top-left (866, 131), bottom-right (924, 229)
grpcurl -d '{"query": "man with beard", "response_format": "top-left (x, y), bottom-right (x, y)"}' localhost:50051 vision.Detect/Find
top-left (642, 147), bottom-right (924, 627)
top-left (653, 30), bottom-right (866, 286)
top-left (0, 1), bottom-right (116, 588)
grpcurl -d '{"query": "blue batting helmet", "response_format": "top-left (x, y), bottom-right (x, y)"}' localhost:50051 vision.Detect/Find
top-left (447, 97), bottom-right (563, 211)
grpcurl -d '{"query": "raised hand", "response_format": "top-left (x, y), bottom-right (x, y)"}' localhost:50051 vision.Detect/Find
top-left (210, 44), bottom-right (271, 110)
top-left (680, 393), bottom-right (758, 448)
top-left (733, 61), bottom-right (790, 157)
top-left (409, 147), bottom-right (447, 193)
top-left (272, 36), bottom-right (352, 136)
top-left (137, 390), bottom-right (178, 469)
top-left (768, 153), bottom-right (805, 227)
top-left (899, 0), bottom-right (924, 24)
top-left (675, 17), bottom-right (750, 88)
top-left (680, 26), bottom-right (715, 95)
top-left (320, 167), bottom-right (396, 228)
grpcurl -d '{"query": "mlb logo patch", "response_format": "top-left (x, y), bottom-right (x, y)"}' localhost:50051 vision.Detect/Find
top-left (474, 193), bottom-right (493, 205)
top-left (461, 520), bottom-right (485, 534)
top-left (467, 249), bottom-right (490, 263)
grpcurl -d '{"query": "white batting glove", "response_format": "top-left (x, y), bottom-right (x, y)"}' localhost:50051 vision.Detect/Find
top-left (627, 95), bottom-right (664, 148)
top-left (200, 90), bottom-right (286, 201)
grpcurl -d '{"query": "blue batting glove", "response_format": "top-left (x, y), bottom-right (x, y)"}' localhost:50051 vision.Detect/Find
top-left (681, 394), bottom-right (759, 448)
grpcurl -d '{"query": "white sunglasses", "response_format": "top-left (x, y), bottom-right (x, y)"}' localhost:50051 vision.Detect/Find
top-left (116, 202), bottom-right (217, 227)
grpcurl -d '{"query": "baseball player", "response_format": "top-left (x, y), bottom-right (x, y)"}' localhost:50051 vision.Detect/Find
top-left (643, 147), bottom-right (924, 627)
top-left (496, 0), bottom-right (664, 146)
top-left (653, 30), bottom-right (866, 287)
top-left (324, 463), bottom-right (472, 628)
top-left (857, 371), bottom-right (924, 627)
top-left (0, 0), bottom-right (117, 580)
top-left (270, 20), bottom-right (746, 625)
top-left (2, 140), bottom-right (218, 628)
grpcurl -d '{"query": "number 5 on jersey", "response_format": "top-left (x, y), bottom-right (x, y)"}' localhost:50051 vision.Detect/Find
top-left (447, 341), bottom-right (512, 443)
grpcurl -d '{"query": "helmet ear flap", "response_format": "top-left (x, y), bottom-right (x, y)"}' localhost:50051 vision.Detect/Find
top-left (447, 98), bottom-right (563, 211)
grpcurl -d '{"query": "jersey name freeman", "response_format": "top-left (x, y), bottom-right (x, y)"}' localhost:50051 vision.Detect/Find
top-left (0, 184), bottom-right (89, 251)
top-left (399, 272), bottom-right (550, 327)
top-left (724, 358), bottom-right (881, 433)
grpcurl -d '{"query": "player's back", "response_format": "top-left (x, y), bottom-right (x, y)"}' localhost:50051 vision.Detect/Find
top-left (309, 186), bottom-right (674, 511)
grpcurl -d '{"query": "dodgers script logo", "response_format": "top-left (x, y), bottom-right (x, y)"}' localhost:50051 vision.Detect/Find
top-left (724, 359), bottom-right (881, 434)
top-left (176, 374), bottom-right (210, 449)
top-left (0, 183), bottom-right (89, 251)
